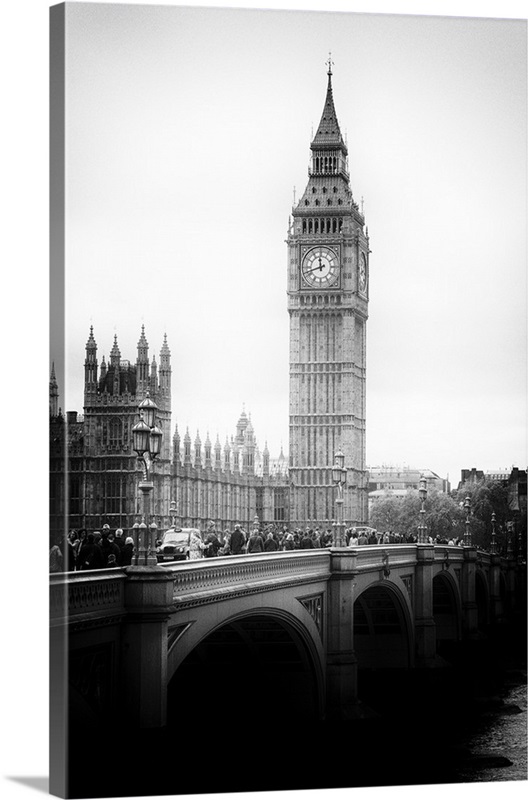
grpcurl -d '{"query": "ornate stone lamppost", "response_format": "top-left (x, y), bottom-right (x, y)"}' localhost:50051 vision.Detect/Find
top-left (506, 521), bottom-right (514, 559)
top-left (490, 511), bottom-right (498, 555)
top-left (463, 495), bottom-right (472, 547)
top-left (417, 474), bottom-right (428, 543)
top-left (332, 449), bottom-right (347, 547)
top-left (132, 393), bottom-right (163, 566)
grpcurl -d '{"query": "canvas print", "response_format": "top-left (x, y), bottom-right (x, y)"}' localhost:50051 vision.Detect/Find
top-left (49, 2), bottom-right (527, 798)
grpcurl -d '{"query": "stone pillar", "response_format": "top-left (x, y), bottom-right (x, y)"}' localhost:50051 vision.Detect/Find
top-left (461, 546), bottom-right (479, 638)
top-left (326, 550), bottom-right (359, 719)
top-left (120, 567), bottom-right (175, 728)
top-left (414, 544), bottom-right (437, 667)
top-left (489, 554), bottom-right (503, 623)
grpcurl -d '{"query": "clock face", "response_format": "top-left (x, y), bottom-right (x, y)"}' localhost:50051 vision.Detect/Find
top-left (301, 246), bottom-right (340, 288)
top-left (358, 253), bottom-right (368, 293)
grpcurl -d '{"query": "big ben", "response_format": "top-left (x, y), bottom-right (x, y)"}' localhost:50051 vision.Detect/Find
top-left (287, 59), bottom-right (369, 529)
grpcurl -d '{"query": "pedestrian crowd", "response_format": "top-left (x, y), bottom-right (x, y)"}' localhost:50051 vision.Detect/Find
top-left (49, 525), bottom-right (135, 572)
top-left (50, 522), bottom-right (470, 572)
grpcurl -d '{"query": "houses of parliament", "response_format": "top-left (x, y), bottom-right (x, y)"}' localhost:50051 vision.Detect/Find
top-left (50, 63), bottom-right (370, 537)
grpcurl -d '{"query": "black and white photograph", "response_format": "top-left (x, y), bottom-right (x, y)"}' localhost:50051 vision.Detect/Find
top-left (1, 1), bottom-right (527, 800)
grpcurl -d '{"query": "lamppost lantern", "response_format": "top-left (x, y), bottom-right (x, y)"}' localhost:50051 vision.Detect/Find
top-left (138, 393), bottom-right (158, 429)
top-left (149, 424), bottom-right (163, 459)
top-left (132, 418), bottom-right (151, 455)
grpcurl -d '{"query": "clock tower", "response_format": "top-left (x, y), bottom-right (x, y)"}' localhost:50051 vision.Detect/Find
top-left (287, 60), bottom-right (369, 529)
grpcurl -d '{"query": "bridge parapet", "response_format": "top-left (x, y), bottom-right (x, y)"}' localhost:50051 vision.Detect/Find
top-left (162, 550), bottom-right (331, 607)
top-left (50, 567), bottom-right (126, 626)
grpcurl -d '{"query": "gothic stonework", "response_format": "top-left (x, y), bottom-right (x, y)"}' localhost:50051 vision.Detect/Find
top-left (288, 63), bottom-right (369, 528)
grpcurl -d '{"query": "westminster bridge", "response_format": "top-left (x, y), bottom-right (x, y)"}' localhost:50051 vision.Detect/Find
top-left (50, 544), bottom-right (525, 735)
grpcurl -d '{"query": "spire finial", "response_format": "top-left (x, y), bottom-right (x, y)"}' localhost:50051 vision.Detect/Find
top-left (326, 52), bottom-right (334, 76)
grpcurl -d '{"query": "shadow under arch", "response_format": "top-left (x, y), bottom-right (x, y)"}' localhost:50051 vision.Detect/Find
top-left (167, 608), bottom-right (324, 732)
top-left (353, 580), bottom-right (414, 718)
top-left (354, 580), bottom-right (414, 670)
top-left (433, 570), bottom-right (462, 649)
top-left (476, 568), bottom-right (490, 630)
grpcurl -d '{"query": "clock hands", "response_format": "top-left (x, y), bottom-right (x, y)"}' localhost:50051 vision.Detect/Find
top-left (304, 258), bottom-right (332, 275)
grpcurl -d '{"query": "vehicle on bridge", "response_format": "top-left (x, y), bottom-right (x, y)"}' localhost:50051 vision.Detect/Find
top-left (156, 528), bottom-right (202, 562)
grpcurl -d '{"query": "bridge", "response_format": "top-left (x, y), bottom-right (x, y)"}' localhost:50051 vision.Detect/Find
top-left (50, 543), bottom-right (524, 739)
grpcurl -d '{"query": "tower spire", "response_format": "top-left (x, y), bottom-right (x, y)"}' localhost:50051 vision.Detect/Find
top-left (311, 56), bottom-right (346, 152)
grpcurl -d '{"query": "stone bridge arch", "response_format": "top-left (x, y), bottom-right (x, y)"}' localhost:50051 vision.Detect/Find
top-left (432, 570), bottom-right (462, 646)
top-left (353, 580), bottom-right (414, 670)
top-left (167, 606), bottom-right (326, 730)
top-left (352, 580), bottom-right (414, 716)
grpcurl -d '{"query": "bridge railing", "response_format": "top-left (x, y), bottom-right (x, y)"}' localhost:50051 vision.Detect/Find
top-left (161, 550), bottom-right (331, 604)
top-left (50, 567), bottom-right (127, 626)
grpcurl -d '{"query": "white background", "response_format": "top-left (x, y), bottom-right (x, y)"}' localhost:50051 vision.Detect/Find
top-left (1, 2), bottom-right (526, 800)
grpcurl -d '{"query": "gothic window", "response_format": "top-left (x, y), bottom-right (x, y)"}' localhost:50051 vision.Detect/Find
top-left (338, 199), bottom-right (343, 205)
top-left (327, 199), bottom-right (332, 206)
top-left (315, 200), bottom-right (320, 207)
top-left (312, 186), bottom-right (317, 193)
top-left (305, 199), bottom-right (309, 206)
top-left (332, 218), bottom-right (337, 233)
top-left (302, 219), bottom-right (307, 233)
top-left (322, 187), bottom-right (327, 194)
top-left (69, 476), bottom-right (81, 515)
top-left (104, 474), bottom-right (127, 515)
top-left (333, 186), bottom-right (338, 193)
top-left (274, 488), bottom-right (286, 522)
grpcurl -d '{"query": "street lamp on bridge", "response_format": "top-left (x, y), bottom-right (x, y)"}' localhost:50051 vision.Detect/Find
top-left (463, 495), bottom-right (472, 547)
top-left (490, 511), bottom-right (497, 555)
top-left (332, 449), bottom-right (347, 547)
top-left (132, 393), bottom-right (163, 566)
top-left (417, 474), bottom-right (428, 543)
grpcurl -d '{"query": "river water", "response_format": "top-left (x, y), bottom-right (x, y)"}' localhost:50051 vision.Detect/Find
top-left (455, 678), bottom-right (527, 783)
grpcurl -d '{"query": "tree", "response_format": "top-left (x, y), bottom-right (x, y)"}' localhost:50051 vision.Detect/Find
top-left (370, 489), bottom-right (465, 542)
top-left (454, 479), bottom-right (510, 552)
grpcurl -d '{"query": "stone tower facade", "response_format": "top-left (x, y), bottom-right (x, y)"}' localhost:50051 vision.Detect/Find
top-left (82, 325), bottom-right (172, 531)
top-left (287, 62), bottom-right (369, 528)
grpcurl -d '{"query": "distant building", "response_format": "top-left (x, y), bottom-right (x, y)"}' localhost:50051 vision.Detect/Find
top-left (458, 467), bottom-right (511, 489)
top-left (367, 467), bottom-right (449, 513)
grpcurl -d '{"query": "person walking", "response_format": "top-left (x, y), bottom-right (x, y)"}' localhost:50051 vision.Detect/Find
top-left (247, 528), bottom-right (264, 554)
top-left (120, 536), bottom-right (135, 566)
top-left (283, 532), bottom-right (295, 551)
top-left (300, 531), bottom-right (314, 549)
top-left (100, 529), bottom-right (121, 567)
top-left (78, 533), bottom-right (105, 570)
top-left (49, 536), bottom-right (63, 573)
top-left (189, 530), bottom-right (207, 560)
top-left (229, 524), bottom-right (246, 555)
top-left (264, 531), bottom-right (279, 552)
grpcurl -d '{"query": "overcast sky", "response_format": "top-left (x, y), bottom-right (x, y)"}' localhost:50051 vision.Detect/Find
top-left (55, 1), bottom-right (527, 485)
